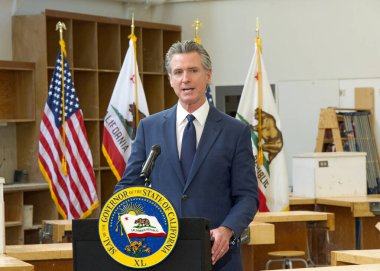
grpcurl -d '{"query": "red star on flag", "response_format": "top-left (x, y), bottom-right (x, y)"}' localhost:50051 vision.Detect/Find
top-left (255, 72), bottom-right (260, 81)
top-left (130, 74), bottom-right (135, 83)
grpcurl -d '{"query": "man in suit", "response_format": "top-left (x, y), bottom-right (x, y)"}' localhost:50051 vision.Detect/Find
top-left (114, 40), bottom-right (258, 271)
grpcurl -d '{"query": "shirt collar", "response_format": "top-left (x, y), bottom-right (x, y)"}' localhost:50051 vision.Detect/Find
top-left (177, 100), bottom-right (210, 126)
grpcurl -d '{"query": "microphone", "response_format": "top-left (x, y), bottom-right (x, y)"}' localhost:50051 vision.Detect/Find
top-left (140, 144), bottom-right (161, 180)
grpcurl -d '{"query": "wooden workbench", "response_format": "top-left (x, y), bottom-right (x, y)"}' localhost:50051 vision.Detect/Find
top-left (247, 222), bottom-right (275, 245)
top-left (243, 211), bottom-right (335, 271)
top-left (317, 195), bottom-right (380, 250)
top-left (266, 263), bottom-right (380, 271)
top-left (6, 243), bottom-right (72, 271)
top-left (253, 211), bottom-right (334, 230)
top-left (242, 221), bottom-right (275, 270)
top-left (331, 249), bottom-right (380, 265)
top-left (0, 254), bottom-right (33, 271)
top-left (9, 219), bottom-right (274, 271)
top-left (289, 196), bottom-right (316, 206)
top-left (42, 219), bottom-right (275, 245)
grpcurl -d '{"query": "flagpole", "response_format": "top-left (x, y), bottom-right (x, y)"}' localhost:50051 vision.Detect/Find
top-left (256, 17), bottom-right (264, 165)
top-left (56, 21), bottom-right (68, 176)
top-left (129, 14), bottom-right (140, 126)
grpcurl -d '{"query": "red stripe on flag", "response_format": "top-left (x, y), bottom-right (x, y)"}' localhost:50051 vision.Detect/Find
top-left (38, 154), bottom-right (69, 217)
top-left (38, 127), bottom-right (80, 218)
top-left (127, 233), bottom-right (167, 238)
top-left (40, 114), bottom-right (82, 218)
top-left (258, 187), bottom-right (270, 212)
top-left (74, 111), bottom-right (98, 189)
top-left (39, 51), bottom-right (98, 219)
top-left (40, 115), bottom-right (71, 197)
top-left (59, 143), bottom-right (89, 215)
top-left (39, 108), bottom-right (94, 219)
top-left (103, 128), bottom-right (126, 178)
top-left (65, 115), bottom-right (96, 210)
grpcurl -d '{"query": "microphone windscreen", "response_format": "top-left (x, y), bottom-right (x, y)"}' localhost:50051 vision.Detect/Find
top-left (152, 144), bottom-right (161, 155)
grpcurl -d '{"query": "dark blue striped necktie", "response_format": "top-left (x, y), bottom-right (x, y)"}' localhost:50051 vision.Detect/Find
top-left (180, 114), bottom-right (196, 181)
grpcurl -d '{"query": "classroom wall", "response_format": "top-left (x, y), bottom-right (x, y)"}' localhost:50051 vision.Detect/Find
top-left (2, 0), bottom-right (380, 85)
top-left (0, 0), bottom-right (153, 60)
top-left (0, 0), bottom-right (15, 61)
top-left (149, 0), bottom-right (380, 85)
top-left (2, 0), bottom-right (380, 185)
top-left (148, 0), bottom-right (380, 185)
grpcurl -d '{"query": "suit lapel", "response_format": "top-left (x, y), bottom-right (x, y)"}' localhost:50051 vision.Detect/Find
top-left (162, 105), bottom-right (186, 186)
top-left (184, 106), bottom-right (223, 191)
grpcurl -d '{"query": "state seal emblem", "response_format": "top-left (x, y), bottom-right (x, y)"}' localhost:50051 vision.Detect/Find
top-left (99, 187), bottom-right (179, 268)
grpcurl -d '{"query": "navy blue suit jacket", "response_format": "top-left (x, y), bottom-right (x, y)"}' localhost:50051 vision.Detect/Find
top-left (115, 105), bottom-right (258, 271)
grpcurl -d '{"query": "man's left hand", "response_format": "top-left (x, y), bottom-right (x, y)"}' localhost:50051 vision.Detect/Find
top-left (210, 226), bottom-right (234, 265)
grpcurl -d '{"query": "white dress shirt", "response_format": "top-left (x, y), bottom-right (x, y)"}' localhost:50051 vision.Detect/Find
top-left (176, 101), bottom-right (210, 159)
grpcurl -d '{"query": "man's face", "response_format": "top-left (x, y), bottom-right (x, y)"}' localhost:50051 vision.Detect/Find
top-left (169, 52), bottom-right (211, 112)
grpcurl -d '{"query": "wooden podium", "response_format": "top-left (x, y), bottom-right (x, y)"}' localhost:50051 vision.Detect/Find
top-left (73, 218), bottom-right (212, 271)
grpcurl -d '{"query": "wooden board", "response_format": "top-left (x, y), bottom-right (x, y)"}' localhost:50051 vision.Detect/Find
top-left (264, 263), bottom-right (380, 271)
top-left (248, 222), bottom-right (275, 245)
top-left (0, 254), bottom-right (33, 271)
top-left (289, 196), bottom-right (316, 206)
top-left (6, 243), bottom-right (72, 261)
top-left (317, 195), bottom-right (380, 217)
top-left (331, 249), bottom-right (380, 265)
top-left (355, 87), bottom-right (374, 128)
top-left (253, 211), bottom-right (335, 230)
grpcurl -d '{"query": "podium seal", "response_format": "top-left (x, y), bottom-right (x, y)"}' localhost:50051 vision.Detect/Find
top-left (99, 187), bottom-right (179, 268)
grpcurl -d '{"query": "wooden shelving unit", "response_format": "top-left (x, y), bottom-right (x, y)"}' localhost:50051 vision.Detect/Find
top-left (4, 183), bottom-right (53, 245)
top-left (0, 61), bottom-right (35, 122)
top-left (7, 9), bottom-right (181, 244)
top-left (0, 61), bottom-right (48, 245)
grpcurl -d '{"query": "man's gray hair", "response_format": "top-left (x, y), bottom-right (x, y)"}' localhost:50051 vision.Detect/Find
top-left (165, 40), bottom-right (212, 74)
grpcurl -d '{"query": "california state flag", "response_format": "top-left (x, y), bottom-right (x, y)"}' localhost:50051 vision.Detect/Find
top-left (102, 34), bottom-right (149, 180)
top-left (120, 214), bottom-right (167, 238)
top-left (236, 35), bottom-right (289, 212)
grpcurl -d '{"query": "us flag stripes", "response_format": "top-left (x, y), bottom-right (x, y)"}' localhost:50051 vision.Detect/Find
top-left (38, 48), bottom-right (99, 219)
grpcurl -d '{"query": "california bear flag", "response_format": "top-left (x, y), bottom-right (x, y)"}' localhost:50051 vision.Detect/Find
top-left (120, 214), bottom-right (167, 238)
top-left (102, 34), bottom-right (149, 181)
top-left (236, 34), bottom-right (289, 212)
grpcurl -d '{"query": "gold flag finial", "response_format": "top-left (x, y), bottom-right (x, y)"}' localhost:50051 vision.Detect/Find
top-left (56, 21), bottom-right (66, 41)
top-left (192, 19), bottom-right (202, 44)
top-left (131, 13), bottom-right (135, 35)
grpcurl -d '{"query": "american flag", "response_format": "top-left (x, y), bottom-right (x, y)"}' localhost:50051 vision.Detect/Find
top-left (38, 51), bottom-right (99, 219)
top-left (206, 85), bottom-right (214, 105)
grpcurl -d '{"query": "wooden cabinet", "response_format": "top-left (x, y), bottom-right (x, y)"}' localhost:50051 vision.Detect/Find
top-left (0, 61), bottom-right (51, 245)
top-left (4, 183), bottom-right (56, 245)
top-left (0, 61), bottom-right (36, 185)
top-left (10, 9), bottom-right (181, 235)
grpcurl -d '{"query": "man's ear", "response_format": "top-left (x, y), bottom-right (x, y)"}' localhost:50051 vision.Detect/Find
top-left (168, 73), bottom-right (174, 88)
top-left (206, 69), bottom-right (212, 84)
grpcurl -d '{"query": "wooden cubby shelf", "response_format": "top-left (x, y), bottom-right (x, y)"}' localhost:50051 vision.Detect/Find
top-left (3, 183), bottom-right (54, 245)
top-left (7, 9), bottom-right (181, 245)
top-left (0, 61), bottom-right (35, 122)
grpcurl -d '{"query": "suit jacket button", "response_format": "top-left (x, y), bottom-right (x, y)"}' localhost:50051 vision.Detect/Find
top-left (181, 194), bottom-right (188, 200)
